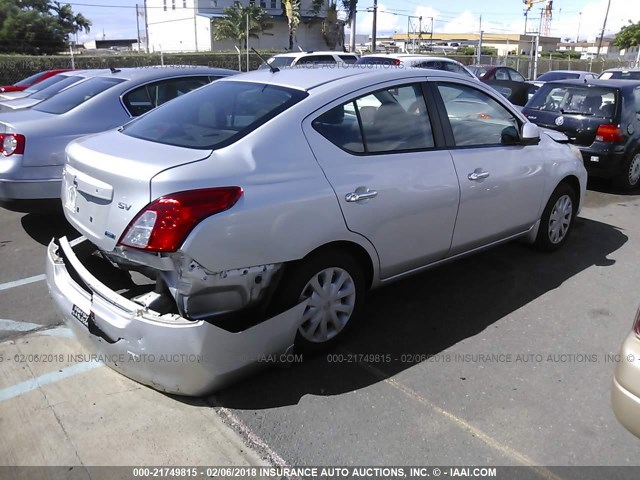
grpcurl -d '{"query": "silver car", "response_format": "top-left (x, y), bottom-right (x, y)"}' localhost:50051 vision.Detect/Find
top-left (46, 66), bottom-right (587, 395)
top-left (0, 66), bottom-right (236, 204)
top-left (0, 70), bottom-right (110, 113)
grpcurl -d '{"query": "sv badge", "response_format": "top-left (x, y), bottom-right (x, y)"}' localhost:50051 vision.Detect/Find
top-left (117, 202), bottom-right (132, 211)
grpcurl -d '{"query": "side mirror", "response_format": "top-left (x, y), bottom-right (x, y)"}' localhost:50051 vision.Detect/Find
top-left (501, 126), bottom-right (520, 145)
top-left (521, 122), bottom-right (540, 145)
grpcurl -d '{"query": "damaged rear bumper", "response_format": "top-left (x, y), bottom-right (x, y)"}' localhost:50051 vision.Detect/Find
top-left (46, 236), bottom-right (305, 396)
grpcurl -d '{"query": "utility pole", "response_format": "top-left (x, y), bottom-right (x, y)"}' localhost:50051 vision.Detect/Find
top-left (533, 8), bottom-right (543, 79)
top-left (371, 0), bottom-right (378, 52)
top-left (136, 4), bottom-right (141, 52)
top-left (418, 16), bottom-right (422, 53)
top-left (193, 0), bottom-right (199, 52)
top-left (596, 0), bottom-right (611, 58)
top-left (246, 13), bottom-right (250, 70)
top-left (143, 0), bottom-right (149, 53)
top-left (476, 15), bottom-right (482, 64)
top-left (576, 11), bottom-right (582, 43)
top-left (350, 12), bottom-right (356, 52)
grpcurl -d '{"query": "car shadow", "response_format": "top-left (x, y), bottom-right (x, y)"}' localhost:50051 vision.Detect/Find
top-left (20, 211), bottom-right (80, 246)
top-left (587, 177), bottom-right (640, 197)
top-left (201, 217), bottom-right (627, 409)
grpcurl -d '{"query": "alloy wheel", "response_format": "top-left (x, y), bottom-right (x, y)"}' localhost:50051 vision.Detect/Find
top-left (548, 194), bottom-right (573, 244)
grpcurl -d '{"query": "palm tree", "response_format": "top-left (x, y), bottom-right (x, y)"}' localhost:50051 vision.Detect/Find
top-left (282, 0), bottom-right (301, 50)
top-left (213, 2), bottom-right (273, 49)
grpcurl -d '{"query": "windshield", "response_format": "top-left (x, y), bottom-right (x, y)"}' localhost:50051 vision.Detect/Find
top-left (537, 72), bottom-right (580, 81)
top-left (468, 66), bottom-right (488, 78)
top-left (599, 70), bottom-right (640, 80)
top-left (14, 71), bottom-right (48, 87)
top-left (527, 84), bottom-right (617, 118)
top-left (34, 77), bottom-right (125, 114)
top-left (23, 74), bottom-right (70, 94)
top-left (30, 75), bottom-right (85, 100)
top-left (123, 81), bottom-right (307, 149)
top-left (355, 57), bottom-right (401, 66)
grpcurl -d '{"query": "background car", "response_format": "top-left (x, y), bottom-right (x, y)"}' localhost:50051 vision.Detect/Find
top-left (529, 70), bottom-right (598, 87)
top-left (0, 70), bottom-right (110, 112)
top-left (0, 69), bottom-right (72, 94)
top-left (0, 70), bottom-right (79, 101)
top-left (599, 68), bottom-right (640, 80)
top-left (469, 64), bottom-right (537, 106)
top-left (261, 51), bottom-right (359, 69)
top-left (356, 54), bottom-right (476, 78)
top-left (612, 306), bottom-right (640, 439)
top-left (47, 66), bottom-right (586, 395)
top-left (0, 66), bottom-right (236, 206)
top-left (522, 79), bottom-right (640, 189)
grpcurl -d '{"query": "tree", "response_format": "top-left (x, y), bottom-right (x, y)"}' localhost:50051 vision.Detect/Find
top-left (341, 0), bottom-right (357, 23)
top-left (282, 0), bottom-right (301, 50)
top-left (0, 0), bottom-right (91, 54)
top-left (614, 20), bottom-right (640, 50)
top-left (213, 2), bottom-right (273, 49)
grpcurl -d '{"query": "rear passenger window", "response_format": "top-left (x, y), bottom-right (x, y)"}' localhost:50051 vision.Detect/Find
top-left (312, 84), bottom-right (434, 154)
top-left (296, 55), bottom-right (336, 66)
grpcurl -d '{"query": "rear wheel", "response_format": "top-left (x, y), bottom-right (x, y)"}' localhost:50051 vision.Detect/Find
top-left (535, 183), bottom-right (577, 252)
top-left (613, 152), bottom-right (640, 191)
top-left (271, 249), bottom-right (366, 354)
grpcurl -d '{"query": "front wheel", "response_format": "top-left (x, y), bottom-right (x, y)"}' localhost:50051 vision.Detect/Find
top-left (613, 152), bottom-right (640, 191)
top-left (271, 250), bottom-right (366, 354)
top-left (535, 183), bottom-right (577, 252)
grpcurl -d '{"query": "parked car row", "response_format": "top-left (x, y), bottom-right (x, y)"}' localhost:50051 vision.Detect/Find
top-left (1, 62), bottom-right (638, 441)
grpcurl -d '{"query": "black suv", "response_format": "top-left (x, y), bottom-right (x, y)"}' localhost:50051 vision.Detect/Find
top-left (522, 79), bottom-right (640, 189)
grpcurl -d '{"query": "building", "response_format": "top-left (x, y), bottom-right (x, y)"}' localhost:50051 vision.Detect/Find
top-left (392, 33), bottom-right (561, 56)
top-left (83, 38), bottom-right (138, 51)
top-left (145, 0), bottom-right (341, 52)
top-left (557, 37), bottom-right (614, 59)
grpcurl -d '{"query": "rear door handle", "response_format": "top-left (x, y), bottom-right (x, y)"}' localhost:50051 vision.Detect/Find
top-left (468, 169), bottom-right (490, 181)
top-left (345, 189), bottom-right (378, 202)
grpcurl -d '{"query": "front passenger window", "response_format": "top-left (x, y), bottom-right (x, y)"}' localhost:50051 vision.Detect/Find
top-left (436, 83), bottom-right (520, 147)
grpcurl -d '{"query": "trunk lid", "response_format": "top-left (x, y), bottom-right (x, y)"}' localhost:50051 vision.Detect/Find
top-left (522, 110), bottom-right (605, 146)
top-left (63, 130), bottom-right (212, 252)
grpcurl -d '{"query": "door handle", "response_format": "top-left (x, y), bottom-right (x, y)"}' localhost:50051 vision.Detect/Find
top-left (345, 189), bottom-right (378, 202)
top-left (468, 169), bottom-right (490, 181)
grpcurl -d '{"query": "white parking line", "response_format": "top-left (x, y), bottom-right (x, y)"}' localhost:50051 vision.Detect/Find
top-left (0, 319), bottom-right (44, 333)
top-left (0, 361), bottom-right (102, 402)
top-left (0, 274), bottom-right (46, 292)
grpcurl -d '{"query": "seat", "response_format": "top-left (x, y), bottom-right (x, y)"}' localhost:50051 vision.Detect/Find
top-left (582, 95), bottom-right (602, 114)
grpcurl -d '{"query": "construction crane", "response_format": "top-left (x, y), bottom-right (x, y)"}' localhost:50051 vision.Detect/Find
top-left (523, 0), bottom-right (553, 36)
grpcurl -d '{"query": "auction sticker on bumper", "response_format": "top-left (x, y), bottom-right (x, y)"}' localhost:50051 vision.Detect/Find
top-left (71, 304), bottom-right (90, 328)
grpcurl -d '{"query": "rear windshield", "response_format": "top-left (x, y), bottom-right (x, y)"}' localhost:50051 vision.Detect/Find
top-left (29, 75), bottom-right (83, 100)
top-left (14, 71), bottom-right (48, 87)
top-left (468, 66), bottom-right (488, 78)
top-left (259, 56), bottom-right (295, 69)
top-left (122, 81), bottom-right (308, 149)
top-left (599, 70), bottom-right (640, 80)
top-left (34, 77), bottom-right (125, 114)
top-left (23, 74), bottom-right (68, 94)
top-left (536, 71), bottom-right (580, 81)
top-left (527, 85), bottom-right (617, 118)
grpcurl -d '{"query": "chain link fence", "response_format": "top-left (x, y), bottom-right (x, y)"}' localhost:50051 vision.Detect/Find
top-left (0, 52), bottom-right (636, 85)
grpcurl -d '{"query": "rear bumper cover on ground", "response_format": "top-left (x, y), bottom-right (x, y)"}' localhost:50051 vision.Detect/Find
top-left (46, 236), bottom-right (306, 396)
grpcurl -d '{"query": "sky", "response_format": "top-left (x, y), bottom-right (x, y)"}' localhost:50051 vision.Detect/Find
top-left (66, 0), bottom-right (638, 44)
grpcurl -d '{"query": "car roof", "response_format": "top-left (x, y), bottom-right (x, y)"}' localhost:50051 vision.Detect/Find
top-left (89, 66), bottom-right (236, 82)
top-left (361, 54), bottom-right (460, 61)
top-left (544, 78), bottom-right (640, 89)
top-left (540, 70), bottom-right (592, 75)
top-left (222, 64), bottom-right (467, 91)
top-left (270, 51), bottom-right (355, 58)
top-left (602, 68), bottom-right (640, 72)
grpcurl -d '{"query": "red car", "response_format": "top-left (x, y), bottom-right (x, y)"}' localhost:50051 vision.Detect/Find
top-left (0, 69), bottom-right (72, 93)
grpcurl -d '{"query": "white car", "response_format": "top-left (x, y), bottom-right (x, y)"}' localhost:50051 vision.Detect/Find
top-left (356, 54), bottom-right (476, 79)
top-left (261, 51), bottom-right (359, 69)
top-left (47, 66), bottom-right (587, 395)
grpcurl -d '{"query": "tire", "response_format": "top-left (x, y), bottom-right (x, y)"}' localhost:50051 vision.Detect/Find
top-left (534, 183), bottom-right (577, 252)
top-left (613, 152), bottom-right (640, 191)
top-left (271, 249), bottom-right (366, 354)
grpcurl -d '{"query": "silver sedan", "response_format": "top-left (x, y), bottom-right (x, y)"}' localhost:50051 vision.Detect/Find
top-left (47, 66), bottom-right (587, 395)
top-left (0, 66), bottom-right (236, 204)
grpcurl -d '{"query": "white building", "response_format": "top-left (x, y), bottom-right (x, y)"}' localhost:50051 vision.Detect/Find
top-left (146, 0), bottom-right (340, 53)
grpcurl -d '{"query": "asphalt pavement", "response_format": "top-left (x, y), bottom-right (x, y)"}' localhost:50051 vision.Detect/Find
top-left (1, 183), bottom-right (639, 476)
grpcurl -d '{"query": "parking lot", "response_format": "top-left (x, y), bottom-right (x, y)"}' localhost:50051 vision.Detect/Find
top-left (1, 182), bottom-right (640, 475)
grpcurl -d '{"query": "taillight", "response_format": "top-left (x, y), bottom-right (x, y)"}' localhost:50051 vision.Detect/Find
top-left (634, 307), bottom-right (640, 336)
top-left (0, 134), bottom-right (25, 156)
top-left (595, 124), bottom-right (623, 143)
top-left (119, 187), bottom-right (243, 252)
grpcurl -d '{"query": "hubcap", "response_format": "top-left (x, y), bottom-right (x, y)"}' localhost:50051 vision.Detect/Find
top-left (297, 267), bottom-right (356, 343)
top-left (628, 154), bottom-right (640, 187)
top-left (548, 194), bottom-right (573, 244)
